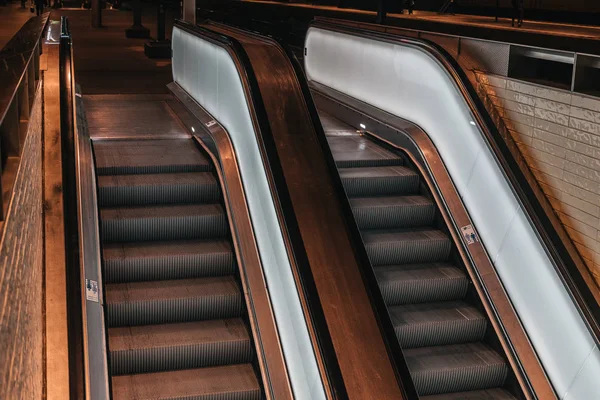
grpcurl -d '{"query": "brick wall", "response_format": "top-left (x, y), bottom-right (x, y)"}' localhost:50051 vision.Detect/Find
top-left (476, 72), bottom-right (600, 288)
top-left (0, 89), bottom-right (44, 399)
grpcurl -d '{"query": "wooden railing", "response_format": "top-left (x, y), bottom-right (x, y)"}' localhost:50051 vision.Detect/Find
top-left (0, 14), bottom-right (49, 219)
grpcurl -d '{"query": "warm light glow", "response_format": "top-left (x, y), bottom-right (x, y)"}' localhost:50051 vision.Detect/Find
top-left (359, 123), bottom-right (366, 129)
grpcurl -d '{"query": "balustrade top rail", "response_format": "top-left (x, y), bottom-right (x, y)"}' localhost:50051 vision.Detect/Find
top-left (0, 14), bottom-right (48, 125)
top-left (0, 14), bottom-right (48, 219)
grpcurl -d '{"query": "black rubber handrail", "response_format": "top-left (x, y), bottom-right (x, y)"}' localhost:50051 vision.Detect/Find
top-left (174, 19), bottom-right (348, 399)
top-left (58, 16), bottom-right (87, 400)
top-left (311, 18), bottom-right (600, 346)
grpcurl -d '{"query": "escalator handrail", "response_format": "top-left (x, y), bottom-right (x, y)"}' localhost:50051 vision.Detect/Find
top-left (310, 17), bottom-right (600, 346)
top-left (60, 17), bottom-right (111, 400)
top-left (172, 20), bottom-right (341, 399)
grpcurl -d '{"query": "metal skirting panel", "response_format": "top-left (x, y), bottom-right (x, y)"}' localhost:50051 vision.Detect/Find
top-left (459, 39), bottom-right (511, 75)
top-left (420, 33), bottom-right (461, 58)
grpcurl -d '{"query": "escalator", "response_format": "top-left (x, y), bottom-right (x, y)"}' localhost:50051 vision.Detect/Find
top-left (319, 112), bottom-right (519, 399)
top-left (93, 138), bottom-right (262, 399)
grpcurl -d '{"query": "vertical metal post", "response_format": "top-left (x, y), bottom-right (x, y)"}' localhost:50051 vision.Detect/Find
top-left (182, 0), bottom-right (196, 24)
top-left (157, 0), bottom-right (165, 42)
top-left (133, 0), bottom-right (142, 26)
top-left (376, 0), bottom-right (387, 24)
top-left (496, 0), bottom-right (499, 22)
top-left (144, 0), bottom-right (171, 58)
top-left (91, 0), bottom-right (101, 28)
top-left (126, 0), bottom-right (150, 38)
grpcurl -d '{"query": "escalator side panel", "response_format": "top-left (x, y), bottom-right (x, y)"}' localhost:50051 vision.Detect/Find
top-left (172, 24), bottom-right (328, 400)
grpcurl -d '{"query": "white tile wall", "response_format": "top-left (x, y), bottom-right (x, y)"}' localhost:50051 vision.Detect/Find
top-left (476, 72), bottom-right (600, 288)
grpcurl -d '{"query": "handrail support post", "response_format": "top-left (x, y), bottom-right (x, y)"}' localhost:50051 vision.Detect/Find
top-left (126, 0), bottom-right (150, 38)
top-left (182, 0), bottom-right (196, 25)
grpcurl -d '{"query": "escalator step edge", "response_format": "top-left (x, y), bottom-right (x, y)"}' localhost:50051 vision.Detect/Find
top-left (105, 277), bottom-right (242, 327)
top-left (103, 240), bottom-right (235, 283)
top-left (98, 172), bottom-right (220, 207)
top-left (111, 364), bottom-right (261, 400)
top-left (404, 342), bottom-right (508, 396)
top-left (376, 263), bottom-right (468, 305)
top-left (421, 388), bottom-right (516, 399)
top-left (389, 301), bottom-right (487, 348)
top-left (109, 319), bottom-right (253, 375)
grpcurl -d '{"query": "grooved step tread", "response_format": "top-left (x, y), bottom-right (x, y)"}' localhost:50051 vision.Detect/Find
top-left (94, 139), bottom-right (211, 175)
top-left (363, 228), bottom-right (448, 244)
top-left (364, 228), bottom-right (452, 266)
top-left (376, 263), bottom-right (468, 305)
top-left (351, 195), bottom-right (433, 209)
top-left (351, 195), bottom-right (435, 229)
top-left (327, 135), bottom-right (403, 167)
top-left (103, 240), bottom-right (234, 283)
top-left (101, 204), bottom-right (227, 242)
top-left (339, 165), bottom-right (417, 180)
top-left (104, 240), bottom-right (232, 262)
top-left (98, 172), bottom-right (217, 189)
top-left (405, 342), bottom-right (508, 395)
top-left (404, 343), bottom-right (505, 371)
top-left (340, 165), bottom-right (421, 197)
top-left (422, 388), bottom-right (516, 399)
top-left (109, 318), bottom-right (250, 352)
top-left (98, 172), bottom-right (219, 206)
top-left (108, 319), bottom-right (253, 376)
top-left (106, 276), bottom-right (240, 305)
top-left (112, 364), bottom-right (261, 400)
top-left (389, 301), bottom-right (487, 348)
top-left (101, 204), bottom-right (224, 221)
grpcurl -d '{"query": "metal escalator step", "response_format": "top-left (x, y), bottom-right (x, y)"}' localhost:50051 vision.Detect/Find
top-left (101, 204), bottom-right (227, 242)
top-left (103, 240), bottom-right (235, 284)
top-left (389, 301), bottom-right (487, 348)
top-left (376, 263), bottom-right (468, 305)
top-left (364, 228), bottom-right (451, 266)
top-left (109, 319), bottom-right (252, 375)
top-left (422, 388), bottom-right (516, 399)
top-left (336, 159), bottom-right (403, 168)
top-left (340, 166), bottom-right (420, 197)
top-left (94, 139), bottom-right (211, 176)
top-left (327, 135), bottom-right (404, 168)
top-left (98, 172), bottom-right (219, 207)
top-left (105, 277), bottom-right (242, 327)
top-left (351, 195), bottom-right (435, 229)
top-left (112, 364), bottom-right (261, 400)
top-left (405, 343), bottom-right (508, 396)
